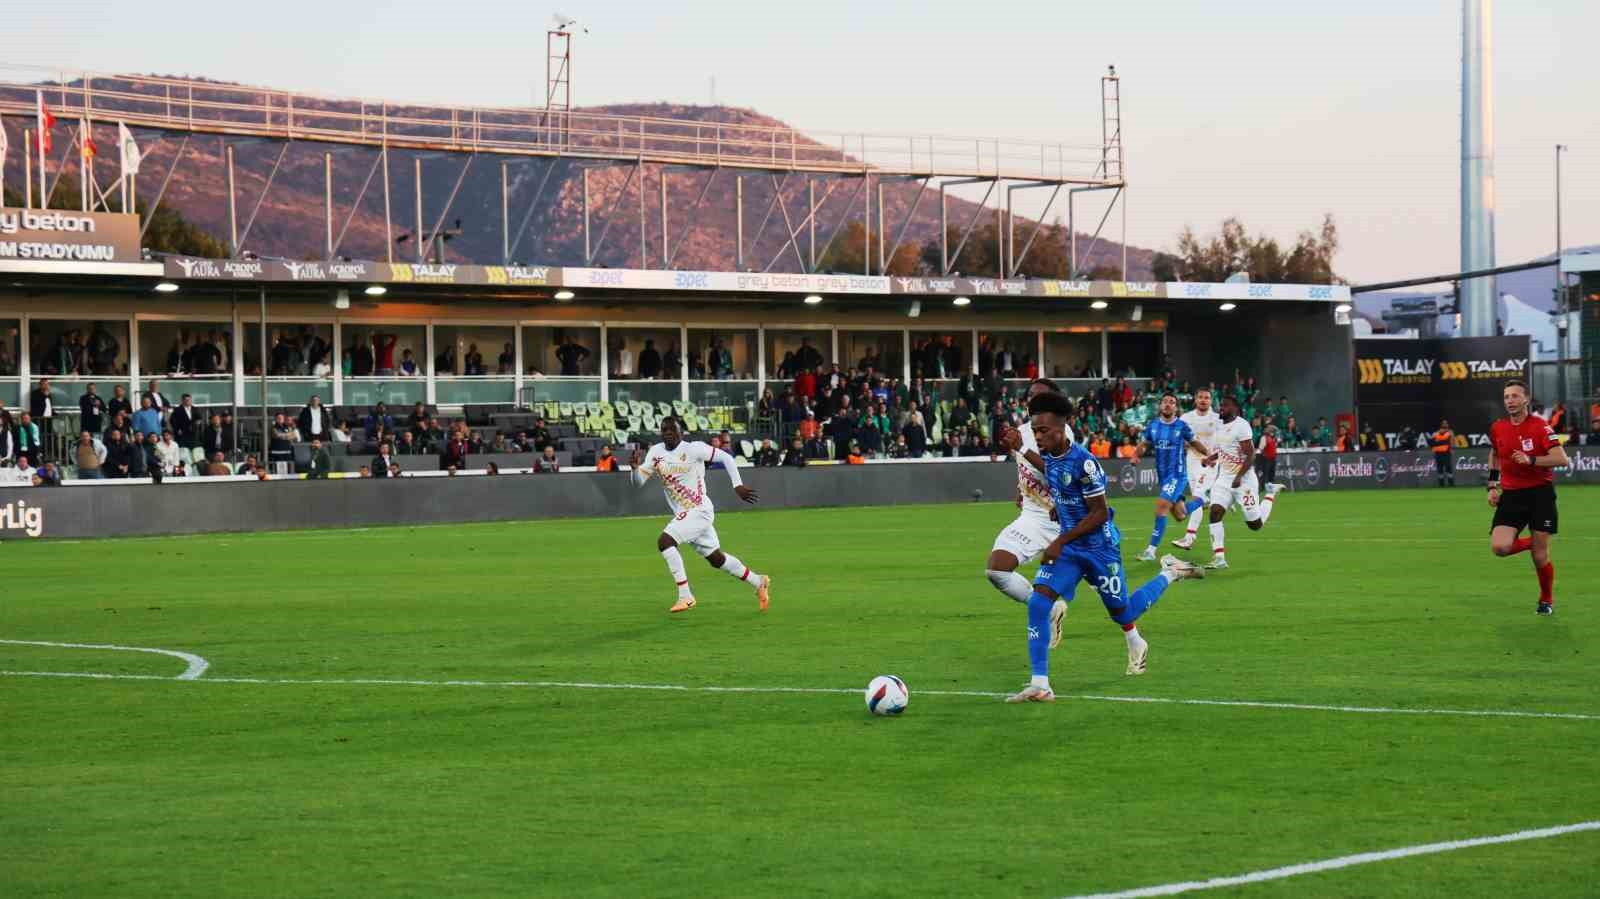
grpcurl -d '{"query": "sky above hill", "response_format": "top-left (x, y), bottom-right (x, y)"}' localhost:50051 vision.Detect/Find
top-left (6, 0), bottom-right (1595, 283)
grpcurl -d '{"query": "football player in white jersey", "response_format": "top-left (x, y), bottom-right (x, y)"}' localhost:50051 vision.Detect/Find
top-left (631, 417), bottom-right (772, 613)
top-left (1173, 388), bottom-right (1222, 550)
top-left (1198, 393), bottom-right (1285, 569)
top-left (987, 378), bottom-right (1070, 649)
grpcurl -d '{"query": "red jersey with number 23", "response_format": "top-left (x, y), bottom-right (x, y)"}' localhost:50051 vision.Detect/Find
top-left (1490, 414), bottom-right (1555, 490)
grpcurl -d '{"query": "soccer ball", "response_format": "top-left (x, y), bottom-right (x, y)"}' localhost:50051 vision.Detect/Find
top-left (865, 675), bottom-right (909, 716)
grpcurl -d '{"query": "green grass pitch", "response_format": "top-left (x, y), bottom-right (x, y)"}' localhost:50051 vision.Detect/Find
top-left (2, 487), bottom-right (1598, 897)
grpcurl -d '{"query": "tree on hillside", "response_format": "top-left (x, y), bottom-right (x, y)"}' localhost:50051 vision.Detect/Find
top-left (4, 175), bottom-right (227, 258)
top-left (1171, 215), bottom-right (1341, 284)
top-left (917, 221), bottom-right (1077, 279)
top-left (816, 221), bottom-right (921, 276)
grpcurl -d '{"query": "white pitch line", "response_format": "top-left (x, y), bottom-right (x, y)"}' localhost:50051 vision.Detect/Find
top-left (1061, 820), bottom-right (1600, 898)
top-left (2, 668), bottom-right (1598, 722)
top-left (0, 640), bottom-right (209, 680)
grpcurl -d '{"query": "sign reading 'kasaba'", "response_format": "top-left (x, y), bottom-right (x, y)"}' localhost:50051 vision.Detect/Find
top-left (0, 207), bottom-right (142, 262)
top-left (1354, 336), bottom-right (1530, 446)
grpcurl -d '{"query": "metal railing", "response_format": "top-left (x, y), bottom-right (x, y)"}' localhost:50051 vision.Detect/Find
top-left (0, 65), bottom-right (1116, 184)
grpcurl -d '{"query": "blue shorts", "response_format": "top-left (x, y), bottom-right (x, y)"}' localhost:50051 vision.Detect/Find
top-left (1033, 546), bottom-right (1130, 610)
top-left (1158, 474), bottom-right (1188, 504)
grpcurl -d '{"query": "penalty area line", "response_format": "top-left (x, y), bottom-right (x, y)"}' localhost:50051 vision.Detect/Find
top-left (1, 669), bottom-right (1598, 722)
top-left (1061, 820), bottom-right (1600, 898)
top-left (0, 639), bottom-right (209, 680)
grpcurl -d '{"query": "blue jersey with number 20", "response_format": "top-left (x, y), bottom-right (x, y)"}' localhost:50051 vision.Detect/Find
top-left (1041, 444), bottom-right (1120, 554)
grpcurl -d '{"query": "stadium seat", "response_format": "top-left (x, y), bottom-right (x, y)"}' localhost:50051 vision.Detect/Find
top-left (739, 439), bottom-right (755, 459)
top-left (657, 402), bottom-right (672, 417)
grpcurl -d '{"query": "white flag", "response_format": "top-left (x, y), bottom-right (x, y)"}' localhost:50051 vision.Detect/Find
top-left (118, 122), bottom-right (142, 177)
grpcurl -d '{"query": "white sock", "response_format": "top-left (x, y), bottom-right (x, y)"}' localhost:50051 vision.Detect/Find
top-left (661, 546), bottom-right (692, 598)
top-left (1185, 505), bottom-right (1205, 536)
top-left (986, 569), bottom-right (1032, 603)
top-left (1030, 674), bottom-right (1052, 691)
top-left (719, 553), bottom-right (761, 587)
top-left (1124, 625), bottom-right (1146, 648)
top-left (1209, 521), bottom-right (1227, 559)
top-left (1259, 494), bottom-right (1276, 524)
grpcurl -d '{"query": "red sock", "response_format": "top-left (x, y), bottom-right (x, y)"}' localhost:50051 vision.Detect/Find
top-left (1121, 622), bottom-right (1136, 633)
top-left (1537, 563), bottom-right (1555, 604)
top-left (1510, 536), bottom-right (1533, 555)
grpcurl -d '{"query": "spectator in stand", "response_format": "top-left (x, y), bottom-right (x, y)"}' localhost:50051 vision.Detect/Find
top-left (856, 415), bottom-right (884, 456)
top-left (330, 419), bottom-right (353, 446)
top-left (535, 446), bottom-right (560, 473)
top-left (397, 431), bottom-right (424, 455)
top-left (371, 442), bottom-right (395, 478)
top-left (1280, 416), bottom-right (1305, 448)
top-left (1256, 425), bottom-right (1279, 485)
top-left (407, 402), bottom-right (428, 430)
top-left (494, 342), bottom-right (514, 376)
top-left (1395, 425), bottom-right (1419, 452)
top-left (132, 396), bottom-right (162, 438)
top-left (846, 441), bottom-right (866, 464)
top-left (556, 336), bottom-right (591, 375)
top-left (529, 417), bottom-right (552, 452)
top-left (74, 431), bottom-right (105, 479)
top-left (595, 445), bottom-right (618, 471)
top-left (798, 410), bottom-right (820, 441)
top-left (298, 395), bottom-right (333, 444)
top-left (12, 454), bottom-right (36, 484)
top-left (364, 402), bottom-right (394, 441)
top-left (79, 383), bottom-right (105, 436)
top-left (948, 397), bottom-right (974, 431)
top-left (128, 432), bottom-right (152, 479)
top-left (754, 439), bottom-right (781, 467)
top-left (204, 452), bottom-right (232, 476)
top-left (106, 383), bottom-right (132, 421)
top-left (1359, 421), bottom-right (1383, 452)
top-left (1310, 417), bottom-right (1333, 448)
top-left (15, 412), bottom-right (42, 462)
top-left (639, 339), bottom-right (662, 380)
top-left (1548, 402), bottom-right (1567, 435)
top-left (804, 432), bottom-right (830, 460)
top-left (940, 432), bottom-right (961, 458)
top-left (236, 454), bottom-right (262, 476)
top-left (824, 408), bottom-right (855, 461)
top-left (102, 429), bottom-right (133, 478)
top-left (28, 378), bottom-right (57, 445)
top-left (398, 348), bottom-right (418, 376)
top-left (442, 428), bottom-right (469, 469)
top-left (304, 438), bottom-right (332, 479)
top-left (346, 332), bottom-right (374, 376)
top-left (1334, 422), bottom-right (1356, 452)
top-left (466, 428), bottom-right (487, 456)
top-left (1114, 377), bottom-right (1134, 409)
top-left (145, 379), bottom-right (170, 418)
top-left (372, 333), bottom-right (399, 376)
top-left (35, 460), bottom-right (61, 487)
top-left (1585, 417), bottom-right (1600, 447)
top-left (889, 434), bottom-right (910, 459)
top-left (388, 463), bottom-right (402, 478)
top-left (1090, 432), bottom-right (1112, 459)
top-left (901, 408), bottom-right (928, 458)
top-left (463, 343), bottom-right (485, 376)
top-left (491, 433), bottom-right (511, 453)
top-left (783, 437), bottom-right (807, 467)
top-left (156, 430), bottom-right (183, 476)
top-left (960, 431), bottom-right (987, 457)
top-left (200, 413), bottom-right (232, 459)
top-left (171, 394), bottom-right (203, 462)
top-left (1430, 418), bottom-right (1456, 487)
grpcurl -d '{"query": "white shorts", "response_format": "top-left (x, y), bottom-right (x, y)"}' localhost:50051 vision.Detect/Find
top-left (664, 508), bottom-right (721, 557)
top-left (991, 513), bottom-right (1060, 566)
top-left (1186, 461), bottom-right (1216, 499)
top-left (1207, 470), bottom-right (1264, 522)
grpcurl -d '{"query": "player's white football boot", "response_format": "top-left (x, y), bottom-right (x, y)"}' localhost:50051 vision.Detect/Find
top-left (1136, 546), bottom-right (1158, 562)
top-left (1160, 554), bottom-right (1205, 580)
top-left (1264, 482), bottom-right (1286, 498)
top-left (1126, 640), bottom-right (1150, 676)
top-left (1048, 599), bottom-right (1068, 650)
top-left (1206, 557), bottom-right (1230, 571)
top-left (1005, 684), bottom-right (1056, 703)
top-left (1171, 533), bottom-right (1197, 550)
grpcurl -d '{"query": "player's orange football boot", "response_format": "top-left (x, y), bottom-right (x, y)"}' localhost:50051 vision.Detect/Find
top-left (669, 596), bottom-right (697, 613)
top-left (756, 575), bottom-right (771, 611)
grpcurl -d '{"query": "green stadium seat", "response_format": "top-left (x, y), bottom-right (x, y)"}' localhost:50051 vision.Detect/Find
top-left (657, 402), bottom-right (672, 417)
top-left (559, 402), bottom-right (573, 417)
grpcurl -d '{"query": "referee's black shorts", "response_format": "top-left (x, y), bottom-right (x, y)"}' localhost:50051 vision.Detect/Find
top-left (1491, 484), bottom-right (1558, 535)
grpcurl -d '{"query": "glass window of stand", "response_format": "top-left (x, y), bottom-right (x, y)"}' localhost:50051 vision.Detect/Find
top-left (137, 319), bottom-right (235, 406)
top-left (240, 322), bottom-right (336, 407)
top-left (337, 324), bottom-right (426, 408)
top-left (686, 328), bottom-right (758, 414)
top-left (608, 326), bottom-right (684, 407)
top-left (0, 319), bottom-right (18, 407)
top-left (764, 328), bottom-right (832, 381)
top-left (434, 324), bottom-right (516, 405)
top-left (518, 325), bottom-right (602, 407)
top-left (837, 330), bottom-right (903, 379)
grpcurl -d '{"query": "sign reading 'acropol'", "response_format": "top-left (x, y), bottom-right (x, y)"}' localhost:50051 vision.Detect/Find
top-left (0, 207), bottom-right (142, 262)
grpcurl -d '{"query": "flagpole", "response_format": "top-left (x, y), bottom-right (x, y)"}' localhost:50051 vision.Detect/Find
top-left (24, 129), bottom-right (32, 208)
top-left (37, 93), bottom-right (47, 210)
top-left (80, 118), bottom-right (88, 212)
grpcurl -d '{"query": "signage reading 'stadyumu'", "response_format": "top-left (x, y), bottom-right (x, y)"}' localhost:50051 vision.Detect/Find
top-left (0, 207), bottom-right (143, 262)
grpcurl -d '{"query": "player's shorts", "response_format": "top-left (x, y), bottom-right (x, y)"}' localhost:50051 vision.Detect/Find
top-left (1186, 461), bottom-right (1215, 500)
top-left (1207, 469), bottom-right (1264, 523)
top-left (663, 508), bottom-right (722, 556)
top-left (992, 512), bottom-right (1060, 566)
top-left (1157, 472), bottom-right (1189, 504)
top-left (1033, 546), bottom-right (1128, 609)
top-left (1491, 484), bottom-right (1558, 535)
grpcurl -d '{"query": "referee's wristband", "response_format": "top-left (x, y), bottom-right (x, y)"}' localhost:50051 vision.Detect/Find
top-left (1487, 468), bottom-right (1500, 490)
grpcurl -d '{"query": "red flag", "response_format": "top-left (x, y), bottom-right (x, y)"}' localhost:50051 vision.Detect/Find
top-left (36, 91), bottom-right (55, 155)
top-left (82, 130), bottom-right (96, 160)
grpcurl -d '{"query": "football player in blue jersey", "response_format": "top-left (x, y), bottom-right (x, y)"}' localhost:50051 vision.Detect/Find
top-left (1132, 391), bottom-right (1214, 562)
top-left (1007, 391), bottom-right (1205, 703)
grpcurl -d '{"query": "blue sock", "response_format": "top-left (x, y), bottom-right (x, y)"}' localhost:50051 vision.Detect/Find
top-left (1107, 573), bottom-right (1172, 626)
top-left (1184, 497), bottom-right (1205, 515)
top-left (1027, 591), bottom-right (1053, 676)
top-left (1148, 515), bottom-right (1167, 549)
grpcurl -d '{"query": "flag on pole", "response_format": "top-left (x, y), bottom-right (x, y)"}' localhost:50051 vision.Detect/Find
top-left (81, 126), bottom-right (97, 161)
top-left (0, 121), bottom-right (9, 176)
top-left (36, 91), bottom-right (55, 154)
top-left (118, 122), bottom-right (142, 177)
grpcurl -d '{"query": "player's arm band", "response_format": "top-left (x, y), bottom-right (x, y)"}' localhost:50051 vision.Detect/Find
top-left (1486, 468), bottom-right (1499, 490)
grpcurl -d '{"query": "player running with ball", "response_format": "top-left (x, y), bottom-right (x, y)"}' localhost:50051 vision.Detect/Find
top-left (632, 417), bottom-right (772, 614)
top-left (1132, 391), bottom-right (1214, 562)
top-left (986, 378), bottom-right (1070, 649)
top-left (1486, 379), bottom-right (1568, 615)
top-left (1007, 391), bottom-right (1205, 703)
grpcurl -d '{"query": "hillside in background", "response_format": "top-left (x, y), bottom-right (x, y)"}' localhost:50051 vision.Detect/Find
top-left (0, 83), bottom-right (1153, 277)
